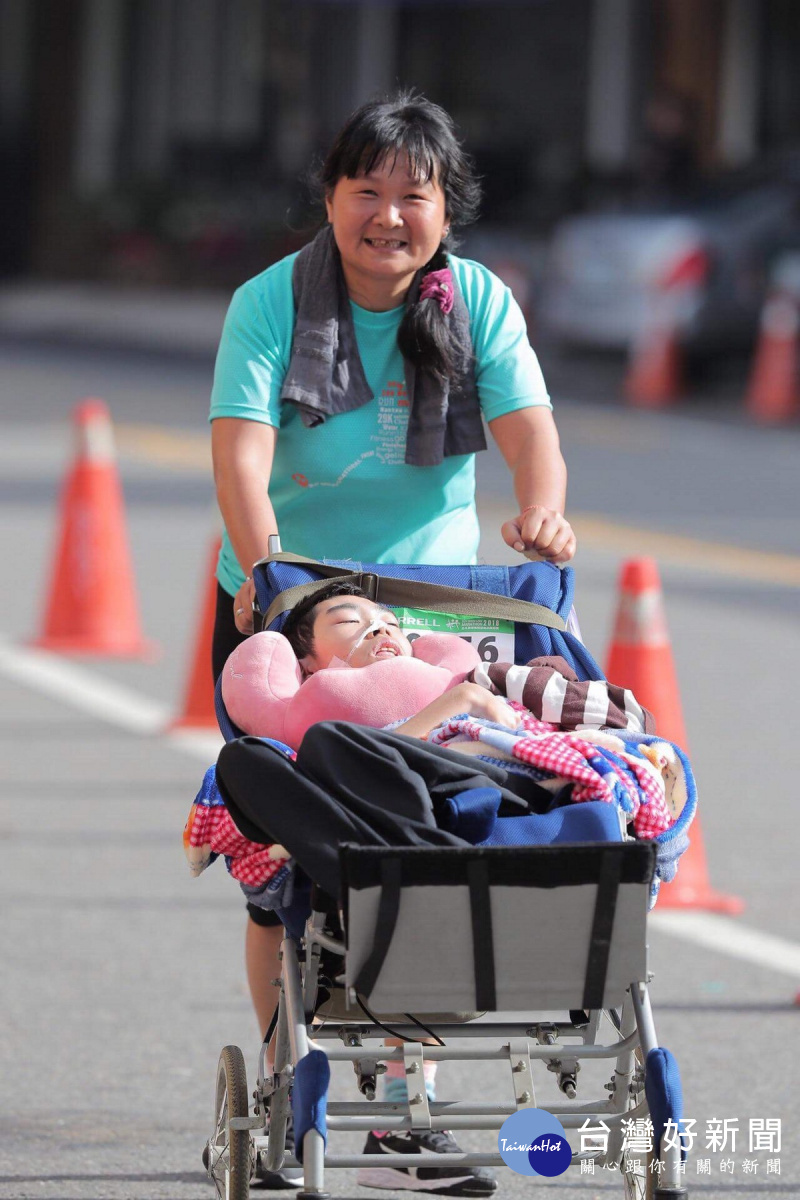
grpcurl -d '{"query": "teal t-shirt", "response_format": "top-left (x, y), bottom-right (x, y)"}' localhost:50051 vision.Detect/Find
top-left (210, 253), bottom-right (551, 594)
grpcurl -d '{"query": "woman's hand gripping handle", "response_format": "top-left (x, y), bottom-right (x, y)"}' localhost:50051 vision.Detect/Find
top-left (234, 577), bottom-right (257, 635)
top-left (501, 504), bottom-right (576, 565)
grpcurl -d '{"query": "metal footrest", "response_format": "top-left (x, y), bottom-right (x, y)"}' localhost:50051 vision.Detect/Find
top-left (250, 1149), bottom-right (506, 1169)
top-left (324, 1100), bottom-right (646, 1133)
top-left (323, 1152), bottom-right (505, 1169)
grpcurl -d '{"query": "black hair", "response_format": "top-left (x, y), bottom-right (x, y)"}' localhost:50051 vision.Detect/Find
top-left (319, 90), bottom-right (482, 383)
top-left (281, 581), bottom-right (369, 660)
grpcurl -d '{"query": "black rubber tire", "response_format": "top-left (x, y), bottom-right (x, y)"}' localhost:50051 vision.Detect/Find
top-left (213, 1044), bottom-right (251, 1200)
top-left (621, 1048), bottom-right (654, 1200)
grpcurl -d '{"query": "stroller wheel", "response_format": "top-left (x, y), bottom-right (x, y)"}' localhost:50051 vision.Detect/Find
top-left (207, 1044), bottom-right (253, 1200)
top-left (620, 1051), bottom-right (653, 1200)
top-left (623, 1156), bottom-right (654, 1200)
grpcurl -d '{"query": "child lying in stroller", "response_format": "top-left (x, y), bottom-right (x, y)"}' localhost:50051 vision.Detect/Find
top-left (226, 582), bottom-right (525, 743)
top-left (186, 581), bottom-right (695, 907)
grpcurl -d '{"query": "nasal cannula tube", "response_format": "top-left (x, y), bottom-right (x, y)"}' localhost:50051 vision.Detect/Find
top-left (344, 618), bottom-right (387, 663)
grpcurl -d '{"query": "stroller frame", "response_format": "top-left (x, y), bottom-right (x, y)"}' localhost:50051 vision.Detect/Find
top-left (205, 542), bottom-right (688, 1199)
top-left (207, 892), bottom-right (686, 1200)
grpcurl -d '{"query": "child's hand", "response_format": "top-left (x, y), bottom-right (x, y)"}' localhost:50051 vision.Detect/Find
top-left (394, 682), bottom-right (521, 739)
top-left (502, 505), bottom-right (576, 564)
top-left (454, 683), bottom-right (521, 729)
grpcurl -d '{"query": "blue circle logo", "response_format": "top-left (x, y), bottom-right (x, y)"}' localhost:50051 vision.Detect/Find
top-left (528, 1132), bottom-right (572, 1177)
top-left (497, 1109), bottom-right (570, 1178)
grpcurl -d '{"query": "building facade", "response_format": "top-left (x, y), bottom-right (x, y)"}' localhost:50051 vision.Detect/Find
top-left (1, 0), bottom-right (797, 282)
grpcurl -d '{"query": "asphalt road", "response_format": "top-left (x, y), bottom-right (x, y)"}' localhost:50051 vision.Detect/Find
top-left (1, 339), bottom-right (798, 1200)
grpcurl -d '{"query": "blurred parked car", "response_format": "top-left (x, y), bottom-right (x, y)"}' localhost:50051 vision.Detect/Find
top-left (538, 176), bottom-right (800, 356)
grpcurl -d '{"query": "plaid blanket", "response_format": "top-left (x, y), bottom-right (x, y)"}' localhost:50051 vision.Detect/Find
top-left (427, 704), bottom-right (697, 896)
top-left (184, 762), bottom-right (293, 889)
top-left (429, 705), bottom-right (675, 838)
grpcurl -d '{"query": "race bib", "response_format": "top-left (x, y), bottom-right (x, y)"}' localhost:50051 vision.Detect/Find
top-left (396, 608), bottom-right (515, 664)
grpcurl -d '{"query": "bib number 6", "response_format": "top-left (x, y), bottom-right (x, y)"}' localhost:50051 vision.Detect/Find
top-left (459, 635), bottom-right (499, 664)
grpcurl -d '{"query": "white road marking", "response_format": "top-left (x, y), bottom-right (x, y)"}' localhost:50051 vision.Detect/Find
top-left (3, 634), bottom-right (799, 978)
top-left (0, 636), bottom-right (221, 762)
top-left (651, 910), bottom-right (800, 979)
top-left (167, 727), bottom-right (226, 761)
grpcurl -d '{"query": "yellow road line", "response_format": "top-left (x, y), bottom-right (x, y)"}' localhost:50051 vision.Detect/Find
top-left (476, 500), bottom-right (800, 587)
top-left (116, 423), bottom-right (210, 470)
top-left (558, 411), bottom-right (656, 450)
top-left (571, 514), bottom-right (800, 587)
top-left (117, 424), bottom-right (800, 587)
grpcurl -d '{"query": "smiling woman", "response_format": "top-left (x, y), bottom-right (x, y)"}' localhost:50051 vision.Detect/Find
top-left (208, 88), bottom-right (576, 1193)
top-left (324, 161), bottom-right (448, 310)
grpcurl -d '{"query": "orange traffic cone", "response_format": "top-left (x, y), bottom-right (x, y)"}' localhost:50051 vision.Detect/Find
top-left (624, 315), bottom-right (684, 409)
top-left (745, 291), bottom-right (800, 423)
top-left (170, 536), bottom-right (222, 730)
top-left (32, 399), bottom-right (156, 658)
top-left (605, 557), bottom-right (744, 913)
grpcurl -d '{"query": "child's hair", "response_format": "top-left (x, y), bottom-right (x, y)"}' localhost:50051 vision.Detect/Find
top-left (318, 89), bottom-right (482, 384)
top-left (281, 581), bottom-right (369, 660)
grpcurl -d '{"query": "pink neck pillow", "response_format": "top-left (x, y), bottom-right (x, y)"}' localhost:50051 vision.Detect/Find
top-left (222, 630), bottom-right (481, 749)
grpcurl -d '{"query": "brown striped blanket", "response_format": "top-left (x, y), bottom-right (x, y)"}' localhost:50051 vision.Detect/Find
top-left (467, 655), bottom-right (655, 735)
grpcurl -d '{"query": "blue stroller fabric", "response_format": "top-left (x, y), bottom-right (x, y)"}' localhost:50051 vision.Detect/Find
top-left (254, 557), bottom-right (603, 680)
top-left (291, 1049), bottom-right (331, 1163)
top-left (616, 733), bottom-right (697, 903)
top-left (645, 1046), bottom-right (687, 1161)
top-left (215, 676), bottom-right (244, 743)
top-left (438, 787), bottom-right (502, 842)
top-left (438, 787), bottom-right (625, 846)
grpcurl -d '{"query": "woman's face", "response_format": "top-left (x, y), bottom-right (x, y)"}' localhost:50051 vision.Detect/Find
top-left (325, 155), bottom-right (448, 308)
top-left (301, 595), bottom-right (412, 673)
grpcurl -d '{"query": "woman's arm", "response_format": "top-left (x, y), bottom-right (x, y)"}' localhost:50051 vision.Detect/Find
top-left (393, 682), bottom-right (520, 740)
top-left (489, 406), bottom-right (576, 564)
top-left (212, 417), bottom-right (279, 633)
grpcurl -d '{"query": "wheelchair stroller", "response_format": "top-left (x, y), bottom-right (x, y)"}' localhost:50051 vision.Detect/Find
top-left (202, 545), bottom-right (691, 1200)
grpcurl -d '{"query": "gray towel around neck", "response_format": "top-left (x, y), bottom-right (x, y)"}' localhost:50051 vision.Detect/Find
top-left (279, 225), bottom-right (486, 467)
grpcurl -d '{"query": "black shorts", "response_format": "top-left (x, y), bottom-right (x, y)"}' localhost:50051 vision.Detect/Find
top-left (212, 580), bottom-right (282, 929)
top-left (246, 902), bottom-right (282, 927)
top-left (212, 580), bottom-right (250, 683)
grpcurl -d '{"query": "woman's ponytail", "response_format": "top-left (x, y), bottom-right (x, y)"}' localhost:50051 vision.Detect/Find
top-left (397, 244), bottom-right (459, 384)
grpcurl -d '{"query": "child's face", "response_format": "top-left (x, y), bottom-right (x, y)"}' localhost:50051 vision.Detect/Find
top-left (300, 596), bottom-right (412, 673)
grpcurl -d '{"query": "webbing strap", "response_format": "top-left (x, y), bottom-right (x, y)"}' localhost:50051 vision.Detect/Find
top-left (353, 857), bottom-right (403, 1000)
top-left (257, 552), bottom-right (566, 632)
top-left (582, 847), bottom-right (623, 1011)
top-left (467, 858), bottom-right (497, 1011)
